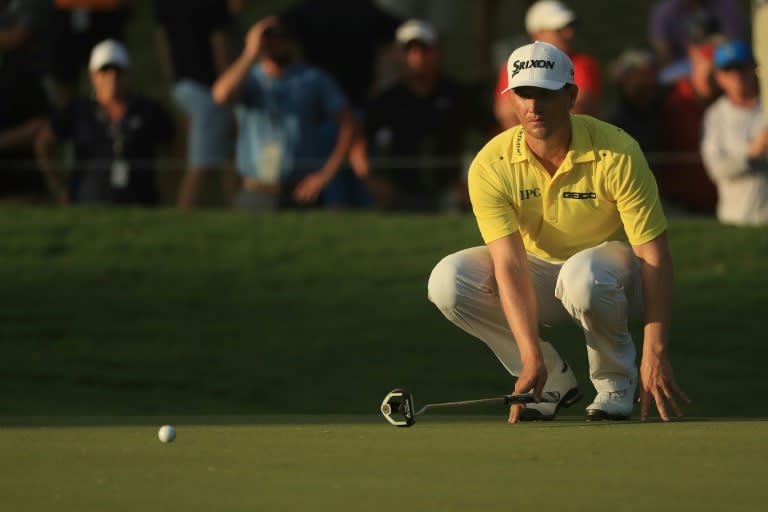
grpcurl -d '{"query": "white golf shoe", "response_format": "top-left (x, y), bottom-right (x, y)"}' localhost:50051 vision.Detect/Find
top-left (519, 360), bottom-right (582, 421)
top-left (585, 380), bottom-right (637, 421)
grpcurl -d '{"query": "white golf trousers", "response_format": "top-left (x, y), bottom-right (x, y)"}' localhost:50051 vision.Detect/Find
top-left (427, 241), bottom-right (642, 393)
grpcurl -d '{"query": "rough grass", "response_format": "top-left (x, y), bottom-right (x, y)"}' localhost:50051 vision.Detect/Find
top-left (1, 207), bottom-right (766, 419)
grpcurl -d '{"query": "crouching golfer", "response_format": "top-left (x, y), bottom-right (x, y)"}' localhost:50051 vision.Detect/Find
top-left (428, 42), bottom-right (689, 423)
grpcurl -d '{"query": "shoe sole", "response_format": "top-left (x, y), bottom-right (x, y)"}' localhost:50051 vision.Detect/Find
top-left (584, 409), bottom-right (631, 421)
top-left (519, 387), bottom-right (583, 421)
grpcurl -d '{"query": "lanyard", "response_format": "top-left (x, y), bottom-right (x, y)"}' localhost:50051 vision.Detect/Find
top-left (106, 113), bottom-right (129, 188)
top-left (109, 119), bottom-right (125, 160)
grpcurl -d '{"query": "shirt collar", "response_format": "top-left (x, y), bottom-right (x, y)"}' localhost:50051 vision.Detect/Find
top-left (508, 116), bottom-right (597, 167)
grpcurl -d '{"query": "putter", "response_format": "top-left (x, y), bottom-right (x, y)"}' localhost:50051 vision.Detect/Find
top-left (380, 388), bottom-right (561, 427)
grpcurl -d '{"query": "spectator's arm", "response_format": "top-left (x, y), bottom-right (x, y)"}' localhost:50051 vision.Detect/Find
top-left (292, 108), bottom-right (358, 204)
top-left (212, 17), bottom-right (276, 104)
top-left (0, 117), bottom-right (47, 150)
top-left (34, 123), bottom-right (68, 205)
top-left (212, 53), bottom-right (255, 105)
top-left (348, 127), bottom-right (370, 178)
top-left (321, 107), bottom-right (357, 180)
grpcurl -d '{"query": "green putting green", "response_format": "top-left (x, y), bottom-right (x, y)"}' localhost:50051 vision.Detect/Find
top-left (2, 417), bottom-right (765, 512)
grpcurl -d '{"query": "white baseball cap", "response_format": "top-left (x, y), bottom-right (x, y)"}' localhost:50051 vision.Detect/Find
top-left (396, 19), bottom-right (438, 46)
top-left (502, 41), bottom-right (575, 93)
top-left (89, 39), bottom-right (130, 72)
top-left (525, 0), bottom-right (576, 33)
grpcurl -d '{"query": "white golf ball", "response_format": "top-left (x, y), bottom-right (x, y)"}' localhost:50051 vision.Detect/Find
top-left (158, 425), bottom-right (176, 443)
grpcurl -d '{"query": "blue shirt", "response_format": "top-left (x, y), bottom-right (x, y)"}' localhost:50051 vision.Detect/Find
top-left (235, 62), bottom-right (348, 181)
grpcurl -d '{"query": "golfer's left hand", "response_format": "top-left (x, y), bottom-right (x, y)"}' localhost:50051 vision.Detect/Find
top-left (508, 357), bottom-right (547, 424)
top-left (639, 351), bottom-right (690, 422)
top-left (293, 171), bottom-right (329, 203)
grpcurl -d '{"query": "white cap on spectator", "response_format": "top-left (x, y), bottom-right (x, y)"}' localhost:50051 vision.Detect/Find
top-left (89, 39), bottom-right (130, 72)
top-left (525, 0), bottom-right (576, 33)
top-left (502, 41), bottom-right (575, 92)
top-left (396, 19), bottom-right (438, 46)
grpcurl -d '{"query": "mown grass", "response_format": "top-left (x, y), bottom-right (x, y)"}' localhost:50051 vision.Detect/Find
top-left (0, 207), bottom-right (766, 419)
top-left (1, 418), bottom-right (767, 512)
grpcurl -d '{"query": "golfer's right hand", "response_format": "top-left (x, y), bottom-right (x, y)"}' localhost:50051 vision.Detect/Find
top-left (508, 360), bottom-right (547, 424)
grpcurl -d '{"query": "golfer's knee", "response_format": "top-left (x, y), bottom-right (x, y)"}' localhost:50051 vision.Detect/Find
top-left (427, 254), bottom-right (462, 311)
top-left (557, 264), bottom-right (612, 315)
top-left (557, 267), bottom-right (624, 317)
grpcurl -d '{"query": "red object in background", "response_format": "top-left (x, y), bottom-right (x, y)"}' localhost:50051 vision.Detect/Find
top-left (655, 78), bottom-right (717, 213)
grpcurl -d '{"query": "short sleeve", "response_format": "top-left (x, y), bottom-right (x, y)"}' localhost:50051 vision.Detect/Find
top-left (606, 140), bottom-right (667, 245)
top-left (468, 159), bottom-right (519, 243)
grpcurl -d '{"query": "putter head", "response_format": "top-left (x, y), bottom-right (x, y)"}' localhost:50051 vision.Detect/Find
top-left (380, 388), bottom-right (415, 427)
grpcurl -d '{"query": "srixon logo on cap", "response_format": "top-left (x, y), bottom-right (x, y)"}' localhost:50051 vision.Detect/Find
top-left (510, 59), bottom-right (556, 78)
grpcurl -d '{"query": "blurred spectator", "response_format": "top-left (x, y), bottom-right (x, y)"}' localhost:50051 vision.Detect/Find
top-left (280, 0), bottom-right (402, 207)
top-left (352, 20), bottom-right (480, 212)
top-left (281, 0), bottom-right (401, 107)
top-left (605, 49), bottom-right (663, 156)
top-left (154, 0), bottom-right (235, 209)
top-left (701, 40), bottom-right (768, 225)
top-left (47, 0), bottom-right (132, 107)
top-left (654, 29), bottom-right (723, 213)
top-left (650, 0), bottom-right (746, 68)
top-left (494, 0), bottom-right (602, 130)
top-left (0, 0), bottom-right (53, 202)
top-left (35, 40), bottom-right (175, 206)
top-left (212, 16), bottom-right (357, 211)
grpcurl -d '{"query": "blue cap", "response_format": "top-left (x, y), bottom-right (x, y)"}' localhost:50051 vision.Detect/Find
top-left (714, 40), bottom-right (755, 69)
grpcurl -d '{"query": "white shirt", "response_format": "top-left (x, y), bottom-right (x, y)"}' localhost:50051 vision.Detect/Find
top-left (701, 96), bottom-right (768, 226)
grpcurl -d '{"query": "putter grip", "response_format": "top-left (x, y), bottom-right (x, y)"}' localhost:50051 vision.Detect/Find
top-left (503, 391), bottom-right (560, 404)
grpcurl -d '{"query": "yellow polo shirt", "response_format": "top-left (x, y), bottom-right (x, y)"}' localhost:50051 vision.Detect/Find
top-left (468, 115), bottom-right (667, 262)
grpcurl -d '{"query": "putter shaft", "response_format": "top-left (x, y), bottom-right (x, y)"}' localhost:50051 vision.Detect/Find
top-left (415, 391), bottom-right (559, 416)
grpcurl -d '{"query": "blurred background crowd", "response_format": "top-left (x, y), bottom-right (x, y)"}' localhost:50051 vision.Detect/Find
top-left (1, 0), bottom-right (766, 225)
